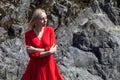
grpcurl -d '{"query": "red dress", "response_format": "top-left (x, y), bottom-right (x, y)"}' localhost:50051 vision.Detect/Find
top-left (22, 26), bottom-right (64, 80)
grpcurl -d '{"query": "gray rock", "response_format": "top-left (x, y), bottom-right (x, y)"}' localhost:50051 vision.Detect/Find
top-left (48, 14), bottom-right (59, 29)
top-left (0, 0), bottom-right (120, 80)
top-left (0, 38), bottom-right (29, 80)
top-left (59, 46), bottom-right (102, 80)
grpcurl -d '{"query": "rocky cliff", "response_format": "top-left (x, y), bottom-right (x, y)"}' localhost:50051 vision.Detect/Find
top-left (0, 0), bottom-right (120, 80)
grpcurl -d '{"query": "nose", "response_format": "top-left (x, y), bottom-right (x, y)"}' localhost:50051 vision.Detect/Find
top-left (39, 18), bottom-right (47, 22)
top-left (44, 18), bottom-right (47, 22)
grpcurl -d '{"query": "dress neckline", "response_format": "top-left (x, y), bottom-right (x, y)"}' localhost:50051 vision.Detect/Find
top-left (32, 27), bottom-right (46, 41)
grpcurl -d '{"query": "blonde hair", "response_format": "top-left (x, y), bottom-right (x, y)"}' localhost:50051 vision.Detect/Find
top-left (29, 8), bottom-right (46, 29)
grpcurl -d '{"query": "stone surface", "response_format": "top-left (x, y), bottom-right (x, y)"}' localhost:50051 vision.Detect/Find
top-left (0, 0), bottom-right (120, 80)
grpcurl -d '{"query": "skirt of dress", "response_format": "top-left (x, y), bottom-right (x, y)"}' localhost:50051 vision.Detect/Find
top-left (22, 55), bottom-right (64, 80)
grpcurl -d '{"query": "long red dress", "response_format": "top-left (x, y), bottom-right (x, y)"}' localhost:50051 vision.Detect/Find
top-left (22, 26), bottom-right (64, 80)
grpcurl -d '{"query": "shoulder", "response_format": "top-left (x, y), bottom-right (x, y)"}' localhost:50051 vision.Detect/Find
top-left (25, 29), bottom-right (33, 36)
top-left (45, 26), bottom-right (54, 32)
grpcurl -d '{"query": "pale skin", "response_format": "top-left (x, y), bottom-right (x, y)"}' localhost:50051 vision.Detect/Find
top-left (26, 11), bottom-right (57, 58)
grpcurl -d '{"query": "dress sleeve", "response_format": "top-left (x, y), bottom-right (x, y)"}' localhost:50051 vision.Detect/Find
top-left (25, 32), bottom-right (40, 59)
top-left (50, 27), bottom-right (56, 47)
top-left (29, 52), bottom-right (40, 59)
top-left (25, 33), bottom-right (31, 46)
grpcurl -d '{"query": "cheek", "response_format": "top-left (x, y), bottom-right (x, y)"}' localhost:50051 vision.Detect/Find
top-left (37, 21), bottom-right (42, 25)
top-left (35, 20), bottom-right (39, 25)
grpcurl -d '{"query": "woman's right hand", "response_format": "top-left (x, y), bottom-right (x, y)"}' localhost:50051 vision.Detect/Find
top-left (26, 46), bottom-right (45, 53)
top-left (27, 46), bottom-right (35, 50)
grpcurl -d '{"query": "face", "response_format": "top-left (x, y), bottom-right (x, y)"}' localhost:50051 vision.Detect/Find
top-left (35, 12), bottom-right (47, 28)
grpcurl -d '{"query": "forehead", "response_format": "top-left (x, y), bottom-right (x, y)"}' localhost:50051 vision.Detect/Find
top-left (40, 12), bottom-right (47, 18)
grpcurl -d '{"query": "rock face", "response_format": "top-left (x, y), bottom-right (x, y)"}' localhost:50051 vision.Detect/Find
top-left (0, 0), bottom-right (120, 80)
top-left (0, 38), bottom-right (28, 80)
top-left (73, 22), bottom-right (120, 80)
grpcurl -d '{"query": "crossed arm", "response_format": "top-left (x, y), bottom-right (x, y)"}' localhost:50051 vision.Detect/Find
top-left (26, 44), bottom-right (57, 58)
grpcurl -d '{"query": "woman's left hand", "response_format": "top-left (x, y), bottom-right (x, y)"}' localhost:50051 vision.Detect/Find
top-left (49, 44), bottom-right (57, 54)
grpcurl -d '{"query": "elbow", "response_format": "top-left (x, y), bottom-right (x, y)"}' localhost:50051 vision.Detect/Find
top-left (26, 48), bottom-right (30, 54)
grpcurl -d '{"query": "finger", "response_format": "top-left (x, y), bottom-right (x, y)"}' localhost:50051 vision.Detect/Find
top-left (50, 45), bottom-right (54, 50)
top-left (51, 44), bottom-right (55, 49)
top-left (51, 45), bottom-right (54, 48)
top-left (54, 45), bottom-right (57, 48)
top-left (52, 43), bottom-right (56, 47)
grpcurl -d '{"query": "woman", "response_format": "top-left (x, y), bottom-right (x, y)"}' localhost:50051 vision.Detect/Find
top-left (22, 8), bottom-right (64, 80)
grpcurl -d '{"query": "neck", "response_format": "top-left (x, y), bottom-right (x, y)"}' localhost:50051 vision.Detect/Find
top-left (35, 26), bottom-right (44, 31)
top-left (34, 27), bottom-right (44, 33)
